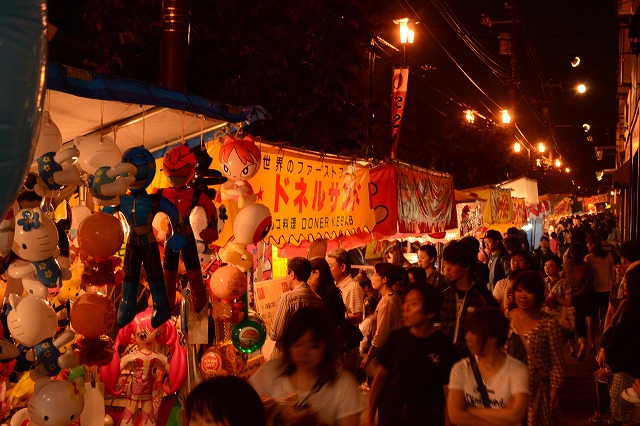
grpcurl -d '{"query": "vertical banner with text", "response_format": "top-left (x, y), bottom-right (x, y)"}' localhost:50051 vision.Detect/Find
top-left (390, 66), bottom-right (409, 159)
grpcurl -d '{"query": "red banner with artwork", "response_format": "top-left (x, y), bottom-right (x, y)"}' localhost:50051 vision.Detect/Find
top-left (370, 163), bottom-right (456, 238)
top-left (390, 67), bottom-right (409, 159)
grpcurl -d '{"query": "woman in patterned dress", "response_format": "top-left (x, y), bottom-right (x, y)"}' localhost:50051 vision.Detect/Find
top-left (507, 271), bottom-right (566, 425)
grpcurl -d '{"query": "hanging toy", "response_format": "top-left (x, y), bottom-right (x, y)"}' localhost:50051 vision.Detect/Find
top-left (31, 111), bottom-right (81, 192)
top-left (207, 265), bottom-right (247, 323)
top-left (218, 203), bottom-right (272, 273)
top-left (6, 294), bottom-right (78, 381)
top-left (9, 378), bottom-right (85, 426)
top-left (155, 145), bottom-right (218, 313)
top-left (8, 207), bottom-right (71, 298)
top-left (100, 309), bottom-right (186, 426)
top-left (231, 309), bottom-right (267, 354)
top-left (76, 212), bottom-right (124, 288)
top-left (218, 135), bottom-right (261, 209)
top-left (102, 146), bottom-right (186, 329)
top-left (70, 292), bottom-right (116, 367)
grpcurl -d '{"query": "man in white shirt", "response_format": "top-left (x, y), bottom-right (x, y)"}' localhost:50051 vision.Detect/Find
top-left (326, 248), bottom-right (364, 325)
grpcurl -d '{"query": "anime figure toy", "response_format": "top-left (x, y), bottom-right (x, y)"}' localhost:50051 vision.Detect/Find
top-left (8, 207), bottom-right (71, 298)
top-left (10, 378), bottom-right (85, 426)
top-left (218, 135), bottom-right (261, 209)
top-left (155, 145), bottom-right (218, 313)
top-left (6, 294), bottom-right (78, 381)
top-left (102, 146), bottom-right (186, 329)
top-left (100, 309), bottom-right (186, 426)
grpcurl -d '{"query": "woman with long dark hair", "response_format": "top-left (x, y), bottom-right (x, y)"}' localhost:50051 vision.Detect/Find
top-left (250, 307), bottom-right (364, 426)
top-left (309, 257), bottom-right (346, 326)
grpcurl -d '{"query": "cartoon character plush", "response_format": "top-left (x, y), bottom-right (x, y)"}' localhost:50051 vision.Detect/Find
top-left (7, 294), bottom-right (78, 381)
top-left (102, 146), bottom-right (186, 329)
top-left (8, 207), bottom-right (71, 298)
top-left (100, 309), bottom-right (186, 426)
top-left (9, 378), bottom-right (85, 426)
top-left (218, 135), bottom-right (261, 209)
top-left (207, 265), bottom-right (247, 323)
top-left (76, 212), bottom-right (124, 288)
top-left (155, 145), bottom-right (218, 313)
top-left (218, 203), bottom-right (272, 273)
top-left (31, 112), bottom-right (81, 193)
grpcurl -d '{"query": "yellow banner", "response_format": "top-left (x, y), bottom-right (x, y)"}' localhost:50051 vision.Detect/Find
top-left (151, 142), bottom-right (375, 249)
top-left (242, 144), bottom-right (376, 247)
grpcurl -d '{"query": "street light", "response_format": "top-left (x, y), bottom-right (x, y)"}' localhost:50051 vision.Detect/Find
top-left (538, 142), bottom-right (546, 153)
top-left (501, 110), bottom-right (511, 124)
top-left (394, 18), bottom-right (415, 65)
top-left (465, 109), bottom-right (475, 124)
top-left (555, 158), bottom-right (562, 167)
top-left (577, 83), bottom-right (587, 94)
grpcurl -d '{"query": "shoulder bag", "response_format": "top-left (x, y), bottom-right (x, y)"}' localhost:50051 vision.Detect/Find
top-left (468, 355), bottom-right (492, 408)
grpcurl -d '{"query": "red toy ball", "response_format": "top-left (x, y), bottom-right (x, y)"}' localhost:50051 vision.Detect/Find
top-left (77, 212), bottom-right (124, 259)
top-left (71, 292), bottom-right (116, 338)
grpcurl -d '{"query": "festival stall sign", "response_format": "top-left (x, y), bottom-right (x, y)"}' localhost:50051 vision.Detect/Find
top-left (369, 162), bottom-right (456, 240)
top-left (461, 185), bottom-right (515, 225)
top-left (204, 143), bottom-right (376, 251)
top-left (456, 199), bottom-right (487, 237)
top-left (583, 194), bottom-right (610, 212)
top-left (511, 197), bottom-right (528, 228)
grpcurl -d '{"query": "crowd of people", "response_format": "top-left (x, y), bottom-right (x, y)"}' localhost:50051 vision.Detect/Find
top-left (184, 212), bottom-right (640, 426)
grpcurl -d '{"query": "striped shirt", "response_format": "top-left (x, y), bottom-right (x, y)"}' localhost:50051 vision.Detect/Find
top-left (268, 283), bottom-right (323, 343)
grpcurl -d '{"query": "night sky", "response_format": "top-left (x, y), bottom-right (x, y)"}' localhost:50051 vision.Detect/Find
top-left (388, 0), bottom-right (619, 192)
top-left (46, 0), bottom-right (620, 194)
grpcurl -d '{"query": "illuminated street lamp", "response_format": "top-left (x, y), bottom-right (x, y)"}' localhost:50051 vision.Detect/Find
top-left (501, 109), bottom-right (511, 124)
top-left (577, 83), bottom-right (587, 94)
top-left (555, 158), bottom-right (561, 167)
top-left (465, 109), bottom-right (475, 124)
top-left (513, 141), bottom-right (531, 159)
top-left (565, 167), bottom-right (571, 173)
top-left (394, 18), bottom-right (415, 65)
top-left (538, 142), bottom-right (546, 153)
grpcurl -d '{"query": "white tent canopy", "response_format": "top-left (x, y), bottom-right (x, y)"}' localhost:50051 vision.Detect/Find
top-left (45, 62), bottom-right (270, 157)
top-left (499, 177), bottom-right (538, 204)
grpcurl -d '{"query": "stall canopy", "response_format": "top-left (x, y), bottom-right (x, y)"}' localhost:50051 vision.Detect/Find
top-left (369, 162), bottom-right (457, 240)
top-left (459, 184), bottom-right (515, 225)
top-left (45, 62), bottom-right (270, 155)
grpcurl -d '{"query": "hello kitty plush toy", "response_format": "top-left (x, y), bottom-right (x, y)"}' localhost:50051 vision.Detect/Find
top-left (8, 207), bottom-right (71, 298)
top-left (7, 294), bottom-right (78, 381)
top-left (10, 378), bottom-right (85, 426)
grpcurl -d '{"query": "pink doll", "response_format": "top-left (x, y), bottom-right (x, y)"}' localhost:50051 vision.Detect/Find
top-left (218, 135), bottom-right (261, 208)
top-left (100, 309), bottom-right (186, 426)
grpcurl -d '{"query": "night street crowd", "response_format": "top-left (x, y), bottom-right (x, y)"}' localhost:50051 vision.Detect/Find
top-left (187, 212), bottom-right (640, 426)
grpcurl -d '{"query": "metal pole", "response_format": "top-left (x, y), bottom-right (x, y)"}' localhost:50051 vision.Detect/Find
top-left (160, 0), bottom-right (190, 91)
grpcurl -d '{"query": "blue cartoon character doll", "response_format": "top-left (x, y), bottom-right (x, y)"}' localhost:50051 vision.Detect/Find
top-left (102, 146), bottom-right (185, 329)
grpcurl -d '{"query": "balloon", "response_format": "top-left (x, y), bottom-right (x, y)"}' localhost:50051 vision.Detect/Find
top-left (77, 212), bottom-right (124, 258)
top-left (233, 203), bottom-right (272, 245)
top-left (0, 0), bottom-right (47, 218)
top-left (24, 379), bottom-right (84, 426)
top-left (70, 293), bottom-right (116, 338)
top-left (208, 265), bottom-right (247, 301)
top-left (231, 312), bottom-right (267, 353)
top-left (75, 135), bottom-right (123, 175)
